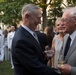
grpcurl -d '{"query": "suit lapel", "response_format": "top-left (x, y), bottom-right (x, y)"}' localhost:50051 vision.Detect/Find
top-left (19, 26), bottom-right (44, 56)
top-left (25, 30), bottom-right (45, 59)
top-left (63, 35), bottom-right (69, 52)
top-left (65, 36), bottom-right (76, 62)
top-left (28, 34), bottom-right (42, 50)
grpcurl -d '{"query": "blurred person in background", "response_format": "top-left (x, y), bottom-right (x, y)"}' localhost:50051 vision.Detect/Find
top-left (35, 25), bottom-right (49, 52)
top-left (3, 29), bottom-right (9, 61)
top-left (7, 25), bottom-right (15, 69)
top-left (53, 26), bottom-right (59, 35)
top-left (0, 27), bottom-right (4, 63)
top-left (44, 26), bottom-right (54, 48)
top-left (51, 18), bottom-right (65, 68)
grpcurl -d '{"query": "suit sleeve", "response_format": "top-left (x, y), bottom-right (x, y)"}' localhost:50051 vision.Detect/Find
top-left (13, 40), bottom-right (60, 75)
top-left (71, 67), bottom-right (76, 75)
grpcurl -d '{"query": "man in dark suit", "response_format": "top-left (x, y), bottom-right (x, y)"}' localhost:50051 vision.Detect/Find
top-left (11, 4), bottom-right (60, 75)
top-left (58, 7), bottom-right (76, 75)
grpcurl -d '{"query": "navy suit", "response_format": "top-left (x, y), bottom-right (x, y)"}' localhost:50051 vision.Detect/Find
top-left (12, 26), bottom-right (60, 75)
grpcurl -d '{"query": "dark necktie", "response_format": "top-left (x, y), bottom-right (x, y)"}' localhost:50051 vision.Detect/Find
top-left (64, 36), bottom-right (71, 58)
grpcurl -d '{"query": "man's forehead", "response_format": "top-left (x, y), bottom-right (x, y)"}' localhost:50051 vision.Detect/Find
top-left (62, 12), bottom-right (70, 18)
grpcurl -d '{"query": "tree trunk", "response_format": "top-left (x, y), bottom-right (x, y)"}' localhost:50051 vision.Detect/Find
top-left (42, 0), bottom-right (47, 30)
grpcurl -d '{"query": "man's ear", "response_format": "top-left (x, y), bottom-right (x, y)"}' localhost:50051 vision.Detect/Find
top-left (25, 14), bottom-right (30, 18)
top-left (74, 19), bottom-right (76, 25)
top-left (25, 12), bottom-right (30, 18)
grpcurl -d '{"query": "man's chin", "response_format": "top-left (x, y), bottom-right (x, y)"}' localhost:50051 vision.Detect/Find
top-left (63, 31), bottom-right (68, 34)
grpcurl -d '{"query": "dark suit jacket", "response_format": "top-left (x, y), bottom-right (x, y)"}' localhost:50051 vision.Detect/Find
top-left (12, 26), bottom-right (60, 75)
top-left (35, 31), bottom-right (49, 51)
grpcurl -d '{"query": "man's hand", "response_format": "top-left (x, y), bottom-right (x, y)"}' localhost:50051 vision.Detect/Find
top-left (57, 64), bottom-right (71, 75)
top-left (44, 50), bottom-right (54, 59)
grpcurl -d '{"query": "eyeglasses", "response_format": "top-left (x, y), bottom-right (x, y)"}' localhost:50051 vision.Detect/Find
top-left (61, 18), bottom-right (69, 22)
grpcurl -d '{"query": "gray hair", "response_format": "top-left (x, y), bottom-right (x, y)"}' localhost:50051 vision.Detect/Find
top-left (21, 4), bottom-right (40, 18)
top-left (63, 7), bottom-right (76, 18)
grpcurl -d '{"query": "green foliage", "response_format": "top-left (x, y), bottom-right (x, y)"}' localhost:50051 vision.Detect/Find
top-left (0, 0), bottom-right (76, 27)
top-left (67, 0), bottom-right (76, 6)
top-left (47, 0), bottom-right (63, 26)
top-left (0, 0), bottom-right (4, 2)
top-left (0, 0), bottom-right (32, 25)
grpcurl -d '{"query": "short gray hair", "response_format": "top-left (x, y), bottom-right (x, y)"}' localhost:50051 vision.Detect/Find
top-left (63, 7), bottom-right (76, 18)
top-left (21, 4), bottom-right (40, 18)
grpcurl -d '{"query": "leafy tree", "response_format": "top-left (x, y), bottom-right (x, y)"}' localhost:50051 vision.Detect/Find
top-left (47, 0), bottom-right (63, 26)
top-left (32, 0), bottom-right (63, 29)
top-left (67, 0), bottom-right (76, 6)
top-left (0, 0), bottom-right (32, 26)
top-left (0, 0), bottom-right (4, 2)
top-left (0, 0), bottom-right (48, 30)
top-left (1, 0), bottom-right (76, 29)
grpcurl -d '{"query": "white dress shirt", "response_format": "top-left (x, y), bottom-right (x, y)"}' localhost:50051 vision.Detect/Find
top-left (7, 31), bottom-right (15, 49)
top-left (21, 24), bottom-right (39, 43)
top-left (70, 30), bottom-right (76, 46)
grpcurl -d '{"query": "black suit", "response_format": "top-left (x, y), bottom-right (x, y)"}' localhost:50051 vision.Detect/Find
top-left (35, 31), bottom-right (49, 51)
top-left (12, 26), bottom-right (60, 75)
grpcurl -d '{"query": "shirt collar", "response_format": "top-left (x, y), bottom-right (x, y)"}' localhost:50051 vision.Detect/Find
top-left (21, 24), bottom-right (34, 36)
top-left (70, 30), bottom-right (76, 41)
